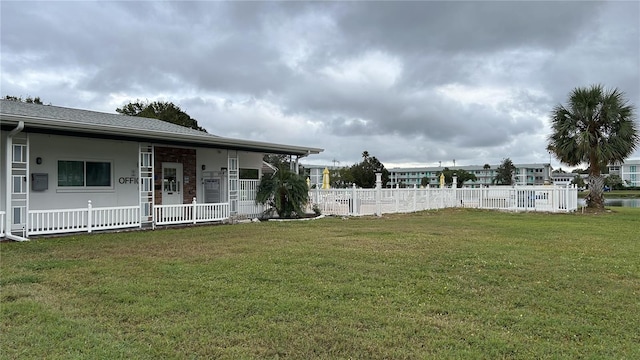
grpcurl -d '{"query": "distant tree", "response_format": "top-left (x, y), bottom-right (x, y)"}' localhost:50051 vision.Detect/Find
top-left (454, 169), bottom-right (478, 188)
top-left (420, 176), bottom-right (430, 187)
top-left (436, 167), bottom-right (454, 186)
top-left (264, 154), bottom-right (291, 170)
top-left (349, 151), bottom-right (390, 188)
top-left (329, 168), bottom-right (349, 188)
top-left (256, 166), bottom-right (309, 218)
top-left (571, 175), bottom-right (586, 188)
top-left (552, 168), bottom-right (566, 174)
top-left (4, 95), bottom-right (44, 104)
top-left (547, 85), bottom-right (638, 209)
top-left (571, 168), bottom-right (589, 174)
top-left (116, 100), bottom-right (207, 132)
top-left (435, 168), bottom-right (477, 188)
top-left (483, 164), bottom-right (491, 185)
top-left (604, 174), bottom-right (625, 190)
top-left (494, 158), bottom-right (516, 185)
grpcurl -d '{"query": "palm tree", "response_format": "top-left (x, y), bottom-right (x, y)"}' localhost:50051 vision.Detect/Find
top-left (256, 166), bottom-right (309, 218)
top-left (483, 163), bottom-right (491, 186)
top-left (547, 85), bottom-right (638, 209)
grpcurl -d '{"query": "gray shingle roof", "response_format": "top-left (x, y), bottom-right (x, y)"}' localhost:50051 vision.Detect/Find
top-left (0, 100), bottom-right (323, 156)
top-left (0, 99), bottom-right (214, 137)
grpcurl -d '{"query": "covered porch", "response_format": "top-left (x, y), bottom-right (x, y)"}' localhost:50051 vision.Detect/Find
top-left (1, 99), bottom-right (322, 240)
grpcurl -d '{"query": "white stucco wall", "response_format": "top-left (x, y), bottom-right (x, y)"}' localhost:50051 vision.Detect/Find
top-left (28, 133), bottom-right (140, 209)
top-left (195, 149), bottom-right (263, 202)
top-left (3, 131), bottom-right (267, 212)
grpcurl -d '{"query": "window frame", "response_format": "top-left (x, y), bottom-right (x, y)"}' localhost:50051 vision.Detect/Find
top-left (239, 168), bottom-right (260, 180)
top-left (57, 159), bottom-right (114, 193)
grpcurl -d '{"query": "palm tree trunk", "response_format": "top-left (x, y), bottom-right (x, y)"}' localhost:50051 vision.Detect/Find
top-left (588, 175), bottom-right (605, 209)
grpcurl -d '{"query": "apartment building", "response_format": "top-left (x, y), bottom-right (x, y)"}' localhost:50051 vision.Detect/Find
top-left (608, 159), bottom-right (640, 187)
top-left (302, 162), bottom-right (552, 188)
top-left (388, 163), bottom-right (551, 188)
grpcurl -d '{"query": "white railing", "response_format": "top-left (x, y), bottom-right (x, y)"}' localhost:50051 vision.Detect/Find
top-left (311, 185), bottom-right (578, 216)
top-left (27, 201), bottom-right (141, 236)
top-left (154, 198), bottom-right (229, 226)
top-left (239, 201), bottom-right (265, 219)
top-left (91, 205), bottom-right (140, 231)
top-left (240, 180), bottom-right (260, 201)
top-left (0, 211), bottom-right (5, 237)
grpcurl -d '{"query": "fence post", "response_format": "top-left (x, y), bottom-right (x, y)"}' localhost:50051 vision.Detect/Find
top-left (87, 200), bottom-right (92, 233)
top-left (351, 183), bottom-right (357, 215)
top-left (315, 186), bottom-right (320, 213)
top-left (375, 172), bottom-right (382, 216)
top-left (413, 184), bottom-right (417, 212)
top-left (192, 197), bottom-right (197, 224)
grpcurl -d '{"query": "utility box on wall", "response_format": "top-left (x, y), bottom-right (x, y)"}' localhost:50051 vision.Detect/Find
top-left (31, 173), bottom-right (49, 191)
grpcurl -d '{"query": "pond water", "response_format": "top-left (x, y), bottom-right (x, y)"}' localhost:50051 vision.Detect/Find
top-left (577, 198), bottom-right (640, 208)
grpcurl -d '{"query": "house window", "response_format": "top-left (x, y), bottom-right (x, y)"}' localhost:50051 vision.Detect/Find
top-left (12, 175), bottom-right (26, 194)
top-left (239, 168), bottom-right (259, 179)
top-left (13, 206), bottom-right (25, 225)
top-left (140, 153), bottom-right (153, 168)
top-left (58, 160), bottom-right (112, 187)
top-left (12, 145), bottom-right (26, 163)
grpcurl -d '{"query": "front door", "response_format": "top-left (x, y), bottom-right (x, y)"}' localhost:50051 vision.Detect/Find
top-left (162, 162), bottom-right (183, 205)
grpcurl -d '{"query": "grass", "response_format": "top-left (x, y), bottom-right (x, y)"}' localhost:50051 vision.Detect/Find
top-left (1, 208), bottom-right (639, 359)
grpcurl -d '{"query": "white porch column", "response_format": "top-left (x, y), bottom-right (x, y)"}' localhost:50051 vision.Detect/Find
top-left (228, 150), bottom-right (238, 215)
top-left (5, 121), bottom-right (28, 241)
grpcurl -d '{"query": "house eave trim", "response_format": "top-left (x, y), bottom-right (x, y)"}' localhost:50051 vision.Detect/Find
top-left (1, 114), bottom-right (323, 156)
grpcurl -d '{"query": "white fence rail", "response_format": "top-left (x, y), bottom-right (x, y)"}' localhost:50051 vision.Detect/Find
top-left (2, 184), bottom-right (577, 239)
top-left (27, 201), bottom-right (141, 236)
top-left (239, 180), bottom-right (264, 218)
top-left (239, 201), bottom-right (265, 219)
top-left (154, 199), bottom-right (229, 226)
top-left (310, 185), bottom-right (578, 216)
top-left (240, 180), bottom-right (260, 201)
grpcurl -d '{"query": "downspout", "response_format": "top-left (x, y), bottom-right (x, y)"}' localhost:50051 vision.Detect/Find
top-left (5, 121), bottom-right (29, 241)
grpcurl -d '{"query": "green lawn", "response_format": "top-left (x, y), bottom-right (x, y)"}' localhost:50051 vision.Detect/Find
top-left (1, 208), bottom-right (639, 359)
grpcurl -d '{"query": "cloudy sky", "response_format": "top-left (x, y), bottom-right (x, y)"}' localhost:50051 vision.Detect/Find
top-left (2, 1), bottom-right (639, 170)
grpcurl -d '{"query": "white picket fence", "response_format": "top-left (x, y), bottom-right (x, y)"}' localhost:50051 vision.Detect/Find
top-left (239, 180), bottom-right (265, 218)
top-left (2, 184), bottom-right (577, 239)
top-left (27, 201), bottom-right (141, 236)
top-left (310, 185), bottom-right (578, 216)
top-left (154, 199), bottom-right (229, 226)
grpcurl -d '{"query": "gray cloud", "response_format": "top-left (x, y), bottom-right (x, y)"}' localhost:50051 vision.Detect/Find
top-left (1, 0), bottom-right (638, 169)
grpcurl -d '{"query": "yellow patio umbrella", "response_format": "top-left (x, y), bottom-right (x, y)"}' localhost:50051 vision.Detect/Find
top-left (322, 167), bottom-right (330, 189)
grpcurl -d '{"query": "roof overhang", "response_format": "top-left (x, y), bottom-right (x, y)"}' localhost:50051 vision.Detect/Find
top-left (1, 114), bottom-right (323, 156)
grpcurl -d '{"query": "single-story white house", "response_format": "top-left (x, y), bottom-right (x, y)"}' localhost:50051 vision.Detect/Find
top-left (1, 100), bottom-right (322, 240)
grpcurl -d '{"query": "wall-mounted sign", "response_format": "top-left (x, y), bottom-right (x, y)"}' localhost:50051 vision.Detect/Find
top-left (118, 177), bottom-right (139, 184)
